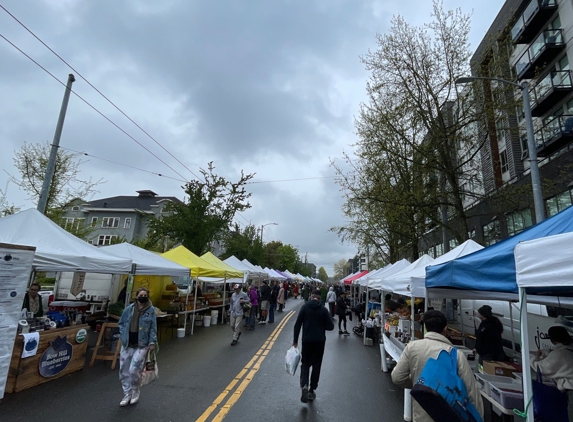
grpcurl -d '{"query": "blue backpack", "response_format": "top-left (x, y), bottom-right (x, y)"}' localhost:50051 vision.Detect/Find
top-left (410, 347), bottom-right (482, 422)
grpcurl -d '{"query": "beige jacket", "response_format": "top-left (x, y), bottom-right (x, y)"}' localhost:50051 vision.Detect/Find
top-left (391, 332), bottom-right (484, 422)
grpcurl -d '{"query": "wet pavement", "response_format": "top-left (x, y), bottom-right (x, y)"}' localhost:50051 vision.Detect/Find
top-left (0, 299), bottom-right (405, 422)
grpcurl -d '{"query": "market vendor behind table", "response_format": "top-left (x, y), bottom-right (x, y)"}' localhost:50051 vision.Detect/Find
top-left (22, 282), bottom-right (43, 318)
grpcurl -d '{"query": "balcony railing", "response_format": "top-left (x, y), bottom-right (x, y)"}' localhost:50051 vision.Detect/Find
top-left (530, 70), bottom-right (573, 117)
top-left (515, 29), bottom-right (564, 80)
top-left (534, 114), bottom-right (573, 156)
top-left (511, 0), bottom-right (557, 44)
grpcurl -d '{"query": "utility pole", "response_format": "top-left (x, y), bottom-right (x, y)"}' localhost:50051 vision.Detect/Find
top-left (37, 74), bottom-right (76, 214)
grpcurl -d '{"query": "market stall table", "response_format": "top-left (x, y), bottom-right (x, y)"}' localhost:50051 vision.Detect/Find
top-left (479, 390), bottom-right (518, 422)
top-left (178, 307), bottom-right (210, 334)
top-left (6, 324), bottom-right (89, 393)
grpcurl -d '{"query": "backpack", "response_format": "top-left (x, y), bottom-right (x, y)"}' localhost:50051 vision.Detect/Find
top-left (410, 347), bottom-right (482, 422)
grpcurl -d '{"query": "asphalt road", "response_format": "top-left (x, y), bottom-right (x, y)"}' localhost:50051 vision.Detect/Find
top-left (0, 299), bottom-right (405, 422)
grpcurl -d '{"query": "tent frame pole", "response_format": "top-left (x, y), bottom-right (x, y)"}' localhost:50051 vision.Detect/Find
top-left (519, 287), bottom-right (534, 422)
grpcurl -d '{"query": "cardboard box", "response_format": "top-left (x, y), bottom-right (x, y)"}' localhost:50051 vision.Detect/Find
top-left (482, 361), bottom-right (521, 378)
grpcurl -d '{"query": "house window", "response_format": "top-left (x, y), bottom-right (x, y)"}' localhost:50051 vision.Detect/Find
top-left (468, 230), bottom-right (476, 240)
top-left (483, 220), bottom-right (502, 246)
top-left (97, 235), bottom-right (118, 245)
top-left (506, 209), bottom-right (533, 236)
top-left (124, 218), bottom-right (132, 229)
top-left (102, 217), bottom-right (120, 228)
top-left (72, 206), bottom-right (80, 211)
top-left (500, 150), bottom-right (509, 174)
top-left (91, 217), bottom-right (98, 227)
top-left (62, 218), bottom-right (74, 229)
top-left (448, 238), bottom-right (459, 250)
top-left (435, 243), bottom-right (443, 257)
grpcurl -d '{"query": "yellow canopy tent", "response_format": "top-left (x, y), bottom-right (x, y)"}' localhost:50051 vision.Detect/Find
top-left (200, 252), bottom-right (244, 280)
top-left (161, 246), bottom-right (225, 279)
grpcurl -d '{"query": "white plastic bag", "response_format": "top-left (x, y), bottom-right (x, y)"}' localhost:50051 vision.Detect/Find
top-left (285, 346), bottom-right (301, 376)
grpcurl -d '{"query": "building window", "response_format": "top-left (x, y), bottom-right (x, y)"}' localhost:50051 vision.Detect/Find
top-left (91, 217), bottom-right (98, 227)
top-left (506, 209), bottom-right (533, 236)
top-left (468, 230), bottom-right (476, 240)
top-left (546, 189), bottom-right (573, 217)
top-left (102, 217), bottom-right (120, 228)
top-left (448, 238), bottom-right (459, 250)
top-left (62, 218), bottom-right (74, 229)
top-left (124, 218), bottom-right (132, 229)
top-left (500, 150), bottom-right (509, 174)
top-left (435, 243), bottom-right (443, 257)
top-left (97, 235), bottom-right (118, 245)
top-left (483, 220), bottom-right (502, 246)
top-left (72, 206), bottom-right (80, 211)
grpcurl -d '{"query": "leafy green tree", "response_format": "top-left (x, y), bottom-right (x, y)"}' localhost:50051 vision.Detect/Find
top-left (333, 258), bottom-right (348, 281)
top-left (317, 267), bottom-right (328, 282)
top-left (147, 162), bottom-right (254, 255)
top-left (221, 224), bottom-right (264, 265)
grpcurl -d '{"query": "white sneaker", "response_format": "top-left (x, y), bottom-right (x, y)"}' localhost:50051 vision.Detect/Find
top-left (119, 394), bottom-right (131, 407)
top-left (130, 389), bottom-right (140, 405)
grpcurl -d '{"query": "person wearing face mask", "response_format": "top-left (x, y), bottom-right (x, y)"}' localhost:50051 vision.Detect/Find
top-left (118, 287), bottom-right (157, 407)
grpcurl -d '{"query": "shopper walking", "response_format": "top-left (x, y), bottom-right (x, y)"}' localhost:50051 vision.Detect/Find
top-left (117, 287), bottom-right (157, 407)
top-left (336, 292), bottom-right (350, 335)
top-left (391, 310), bottom-right (483, 422)
top-left (301, 284), bottom-right (310, 302)
top-left (259, 280), bottom-right (271, 324)
top-left (320, 284), bottom-right (328, 306)
top-left (246, 284), bottom-right (258, 330)
top-left (326, 287), bottom-right (336, 318)
top-left (293, 289), bottom-right (335, 403)
top-left (269, 281), bottom-right (278, 322)
top-left (229, 284), bottom-right (249, 346)
top-left (277, 283), bottom-right (285, 312)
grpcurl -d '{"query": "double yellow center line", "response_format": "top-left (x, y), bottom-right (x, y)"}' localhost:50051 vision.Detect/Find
top-left (196, 310), bottom-right (296, 422)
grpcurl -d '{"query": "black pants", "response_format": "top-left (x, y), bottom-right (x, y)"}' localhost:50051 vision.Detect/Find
top-left (328, 302), bottom-right (335, 318)
top-left (300, 341), bottom-right (325, 391)
top-left (338, 314), bottom-right (347, 331)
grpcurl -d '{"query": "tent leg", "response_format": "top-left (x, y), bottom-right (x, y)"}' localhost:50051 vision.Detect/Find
top-left (191, 280), bottom-right (197, 335)
top-left (519, 287), bottom-right (534, 422)
top-left (509, 302), bottom-right (516, 355)
top-left (404, 389), bottom-right (412, 421)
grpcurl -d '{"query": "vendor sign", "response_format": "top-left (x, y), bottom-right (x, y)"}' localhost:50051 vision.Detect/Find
top-left (39, 336), bottom-right (73, 378)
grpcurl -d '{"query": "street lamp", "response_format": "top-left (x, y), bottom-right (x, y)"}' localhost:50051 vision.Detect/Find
top-left (260, 222), bottom-right (278, 243)
top-left (456, 76), bottom-right (546, 223)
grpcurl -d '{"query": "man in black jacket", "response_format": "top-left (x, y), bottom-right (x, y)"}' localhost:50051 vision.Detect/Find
top-left (293, 290), bottom-right (334, 403)
top-left (258, 280), bottom-right (272, 324)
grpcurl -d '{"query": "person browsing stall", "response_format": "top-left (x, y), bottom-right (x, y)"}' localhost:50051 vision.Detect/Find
top-left (22, 282), bottom-right (43, 318)
top-left (117, 287), bottom-right (157, 407)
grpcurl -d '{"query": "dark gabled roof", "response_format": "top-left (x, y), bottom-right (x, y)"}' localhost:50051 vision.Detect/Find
top-left (86, 193), bottom-right (183, 211)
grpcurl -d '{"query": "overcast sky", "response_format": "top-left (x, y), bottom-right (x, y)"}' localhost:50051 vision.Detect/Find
top-left (0, 0), bottom-right (504, 276)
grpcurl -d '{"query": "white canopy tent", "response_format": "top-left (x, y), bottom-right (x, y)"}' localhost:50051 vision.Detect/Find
top-left (409, 240), bottom-right (484, 297)
top-left (378, 255), bottom-right (435, 296)
top-left (102, 243), bottom-right (189, 277)
top-left (264, 267), bottom-right (287, 280)
top-left (223, 255), bottom-right (265, 279)
top-left (515, 232), bottom-right (573, 422)
top-left (364, 259), bottom-right (411, 289)
top-left (0, 209), bottom-right (132, 273)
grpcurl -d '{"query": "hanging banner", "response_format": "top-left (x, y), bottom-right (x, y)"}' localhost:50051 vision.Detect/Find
top-left (70, 271), bottom-right (86, 297)
top-left (0, 243), bottom-right (36, 399)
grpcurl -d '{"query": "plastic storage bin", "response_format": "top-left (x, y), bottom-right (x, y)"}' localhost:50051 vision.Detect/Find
top-left (490, 384), bottom-right (524, 411)
top-left (475, 373), bottom-right (514, 395)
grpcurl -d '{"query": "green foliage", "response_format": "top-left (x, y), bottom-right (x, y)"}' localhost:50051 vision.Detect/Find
top-left (317, 267), bottom-right (328, 282)
top-left (147, 162), bottom-right (254, 255)
top-left (333, 259), bottom-right (348, 281)
top-left (221, 224), bottom-right (264, 265)
top-left (107, 302), bottom-right (125, 317)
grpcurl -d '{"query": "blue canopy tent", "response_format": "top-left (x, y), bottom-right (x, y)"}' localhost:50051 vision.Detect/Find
top-left (425, 205), bottom-right (573, 421)
top-left (425, 205), bottom-right (573, 294)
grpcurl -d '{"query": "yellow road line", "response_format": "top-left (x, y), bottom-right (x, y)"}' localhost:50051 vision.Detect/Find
top-left (197, 310), bottom-right (296, 422)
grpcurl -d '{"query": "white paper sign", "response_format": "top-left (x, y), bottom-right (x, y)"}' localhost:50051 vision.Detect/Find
top-left (0, 243), bottom-right (36, 399)
top-left (70, 271), bottom-right (86, 297)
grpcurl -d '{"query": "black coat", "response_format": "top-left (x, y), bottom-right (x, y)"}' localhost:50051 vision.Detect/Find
top-left (260, 284), bottom-right (272, 302)
top-left (475, 318), bottom-right (506, 361)
top-left (335, 296), bottom-right (348, 316)
top-left (293, 299), bottom-right (334, 343)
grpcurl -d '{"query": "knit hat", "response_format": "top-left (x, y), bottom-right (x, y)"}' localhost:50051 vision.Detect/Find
top-left (477, 305), bottom-right (492, 318)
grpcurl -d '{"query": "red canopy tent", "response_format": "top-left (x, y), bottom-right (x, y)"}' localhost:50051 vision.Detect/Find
top-left (344, 270), bottom-right (369, 285)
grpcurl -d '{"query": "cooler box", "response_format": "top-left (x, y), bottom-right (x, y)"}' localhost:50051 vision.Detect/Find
top-left (48, 301), bottom-right (89, 313)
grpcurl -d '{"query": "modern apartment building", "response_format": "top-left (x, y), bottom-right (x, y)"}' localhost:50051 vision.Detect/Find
top-left (61, 190), bottom-right (183, 245)
top-left (420, 0), bottom-right (573, 256)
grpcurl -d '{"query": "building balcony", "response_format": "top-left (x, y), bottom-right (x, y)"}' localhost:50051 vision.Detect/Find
top-left (515, 29), bottom-right (564, 80)
top-left (511, 0), bottom-right (558, 44)
top-left (530, 70), bottom-right (573, 117)
top-left (534, 114), bottom-right (573, 157)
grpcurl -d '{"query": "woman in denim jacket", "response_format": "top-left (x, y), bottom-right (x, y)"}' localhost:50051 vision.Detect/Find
top-left (117, 287), bottom-right (157, 407)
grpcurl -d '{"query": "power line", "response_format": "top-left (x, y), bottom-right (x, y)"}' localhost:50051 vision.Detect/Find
top-left (0, 33), bottom-right (191, 182)
top-left (59, 145), bottom-right (187, 183)
top-left (247, 176), bottom-right (337, 184)
top-left (0, 4), bottom-right (203, 182)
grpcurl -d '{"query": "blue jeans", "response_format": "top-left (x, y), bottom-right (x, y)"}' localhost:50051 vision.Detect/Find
top-left (247, 305), bottom-right (258, 328)
top-left (269, 303), bottom-right (276, 323)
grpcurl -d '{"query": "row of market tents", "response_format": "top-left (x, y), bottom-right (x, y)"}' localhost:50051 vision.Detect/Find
top-left (0, 208), bottom-right (322, 284)
top-left (340, 203), bottom-right (573, 421)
